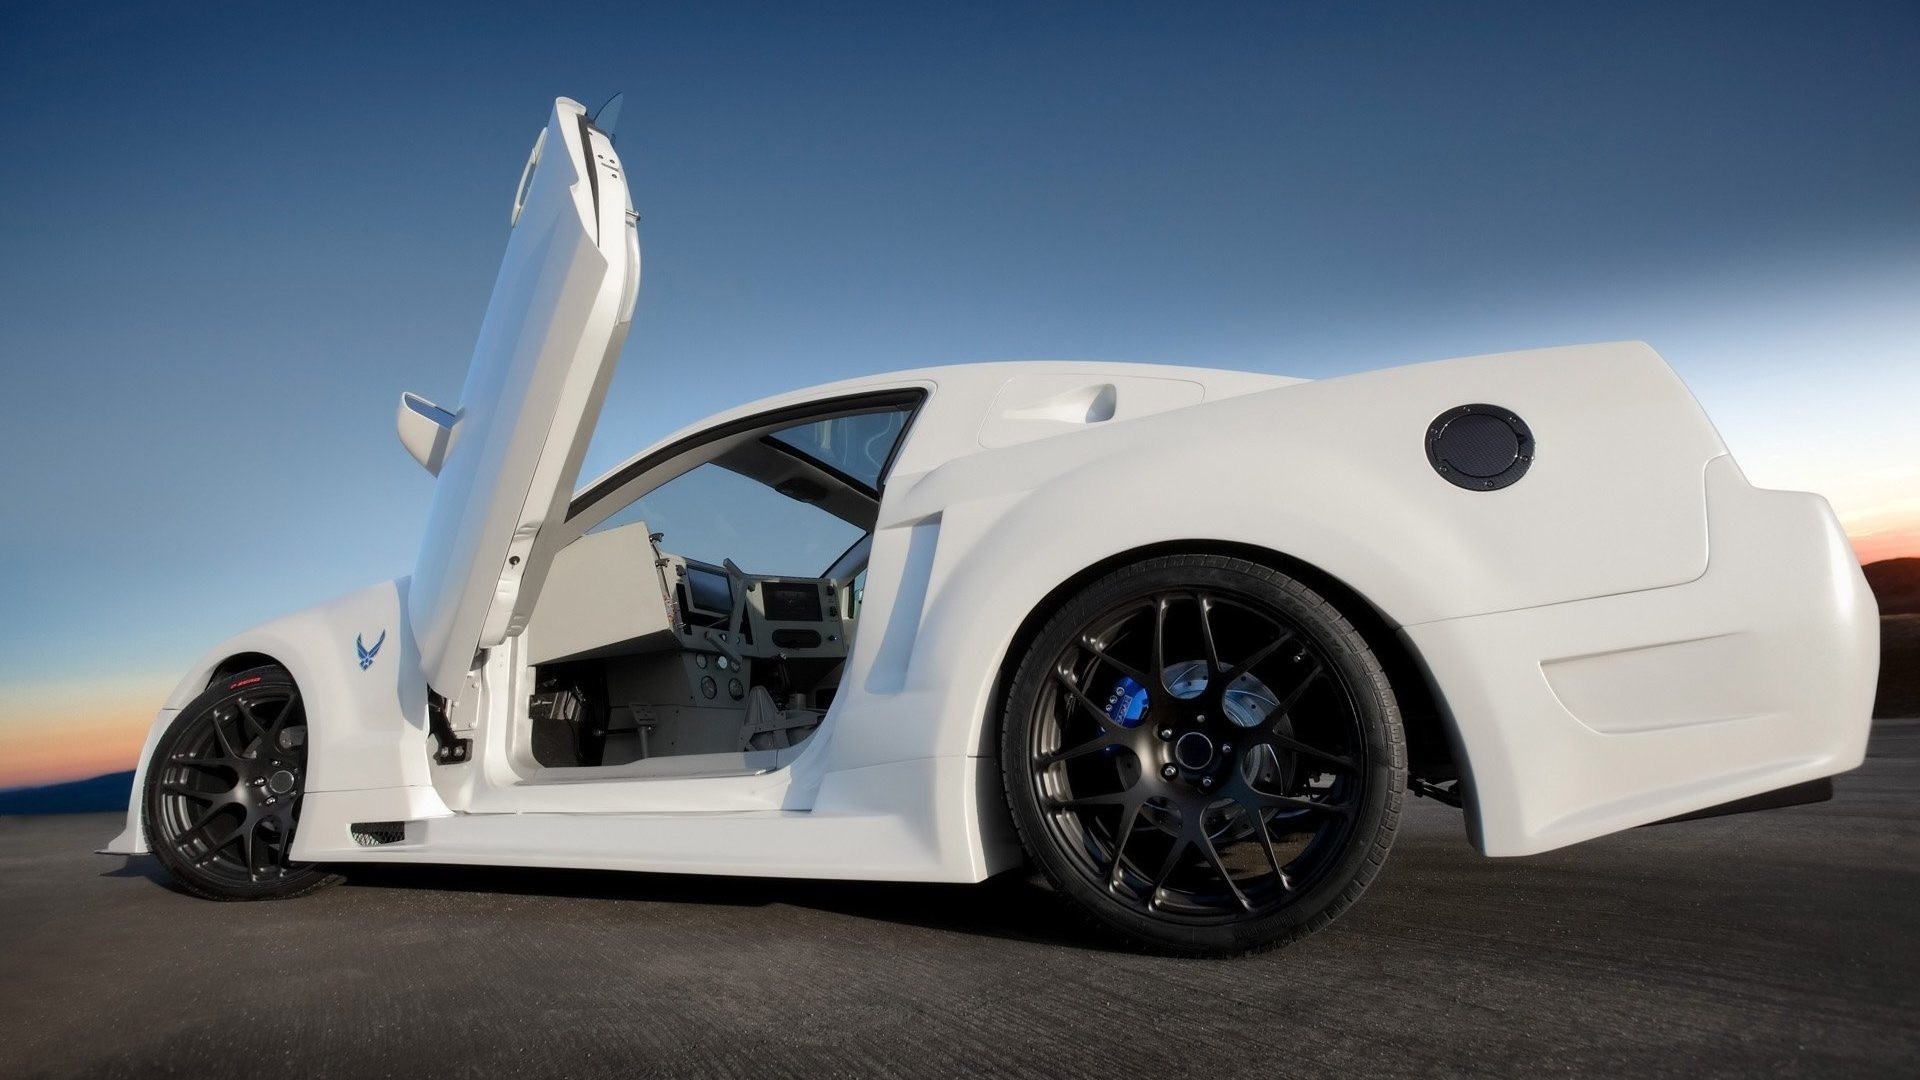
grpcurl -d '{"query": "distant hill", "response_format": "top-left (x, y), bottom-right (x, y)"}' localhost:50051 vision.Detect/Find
top-left (1865, 558), bottom-right (1920, 615)
top-left (1878, 614), bottom-right (1920, 719)
top-left (0, 770), bottom-right (135, 816)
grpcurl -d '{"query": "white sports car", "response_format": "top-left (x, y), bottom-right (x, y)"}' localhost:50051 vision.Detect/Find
top-left (106, 98), bottom-right (1879, 956)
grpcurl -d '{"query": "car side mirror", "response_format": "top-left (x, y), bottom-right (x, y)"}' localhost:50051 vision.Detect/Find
top-left (397, 392), bottom-right (460, 476)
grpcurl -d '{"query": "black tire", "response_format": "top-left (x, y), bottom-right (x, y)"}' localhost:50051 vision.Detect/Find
top-left (1000, 555), bottom-right (1405, 956)
top-left (142, 665), bottom-right (341, 900)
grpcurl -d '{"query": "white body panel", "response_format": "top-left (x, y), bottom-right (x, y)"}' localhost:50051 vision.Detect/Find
top-left (108, 344), bottom-right (1879, 876)
top-left (408, 98), bottom-right (639, 696)
top-left (1404, 454), bottom-right (1877, 854)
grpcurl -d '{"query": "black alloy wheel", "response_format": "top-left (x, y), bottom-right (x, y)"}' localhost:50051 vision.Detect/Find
top-left (1001, 555), bottom-right (1404, 956)
top-left (143, 665), bottom-right (340, 900)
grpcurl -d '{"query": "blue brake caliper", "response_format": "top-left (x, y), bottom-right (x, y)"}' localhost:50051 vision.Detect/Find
top-left (1103, 675), bottom-right (1149, 729)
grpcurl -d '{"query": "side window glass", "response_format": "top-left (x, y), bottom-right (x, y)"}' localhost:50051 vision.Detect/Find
top-left (770, 410), bottom-right (909, 490)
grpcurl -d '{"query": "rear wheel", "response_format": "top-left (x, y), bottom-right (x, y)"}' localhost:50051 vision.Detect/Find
top-left (143, 665), bottom-right (340, 900)
top-left (1001, 555), bottom-right (1405, 956)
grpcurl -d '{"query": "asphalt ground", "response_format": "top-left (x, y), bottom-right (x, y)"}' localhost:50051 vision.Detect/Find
top-left (3, 719), bottom-right (1915, 1080)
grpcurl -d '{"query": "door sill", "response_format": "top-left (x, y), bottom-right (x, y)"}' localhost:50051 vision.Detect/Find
top-left (513, 747), bottom-right (785, 784)
top-left (523, 766), bottom-right (774, 784)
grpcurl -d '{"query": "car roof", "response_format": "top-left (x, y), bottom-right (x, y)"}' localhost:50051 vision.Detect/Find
top-left (576, 359), bottom-right (1302, 498)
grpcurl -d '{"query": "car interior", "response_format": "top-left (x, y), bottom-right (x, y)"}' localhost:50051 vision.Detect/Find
top-left (512, 396), bottom-right (920, 780)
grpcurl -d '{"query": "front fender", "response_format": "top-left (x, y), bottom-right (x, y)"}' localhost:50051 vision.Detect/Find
top-left (103, 578), bottom-right (436, 854)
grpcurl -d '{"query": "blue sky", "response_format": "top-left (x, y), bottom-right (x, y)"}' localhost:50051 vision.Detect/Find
top-left (0, 2), bottom-right (1916, 784)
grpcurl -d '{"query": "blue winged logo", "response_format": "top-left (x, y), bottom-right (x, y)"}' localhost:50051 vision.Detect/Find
top-left (356, 630), bottom-right (386, 671)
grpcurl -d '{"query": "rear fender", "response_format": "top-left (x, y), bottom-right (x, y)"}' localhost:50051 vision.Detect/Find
top-left (821, 342), bottom-right (1729, 786)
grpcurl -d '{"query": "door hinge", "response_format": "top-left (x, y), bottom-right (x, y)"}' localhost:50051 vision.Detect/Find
top-left (427, 690), bottom-right (472, 765)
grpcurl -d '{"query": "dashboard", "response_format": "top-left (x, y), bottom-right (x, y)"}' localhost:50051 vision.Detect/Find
top-left (522, 522), bottom-right (856, 671)
top-left (669, 556), bottom-right (851, 662)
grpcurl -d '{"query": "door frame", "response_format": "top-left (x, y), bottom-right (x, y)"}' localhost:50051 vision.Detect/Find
top-left (436, 387), bottom-right (931, 818)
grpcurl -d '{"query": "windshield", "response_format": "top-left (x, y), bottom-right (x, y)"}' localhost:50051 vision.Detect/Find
top-left (577, 397), bottom-right (920, 576)
top-left (592, 462), bottom-right (864, 576)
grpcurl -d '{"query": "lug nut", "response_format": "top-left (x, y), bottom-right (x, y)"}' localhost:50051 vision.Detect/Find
top-left (1200, 778), bottom-right (1214, 790)
top-left (1220, 744), bottom-right (1232, 755)
top-left (1157, 727), bottom-right (1173, 740)
top-left (1161, 764), bottom-right (1177, 779)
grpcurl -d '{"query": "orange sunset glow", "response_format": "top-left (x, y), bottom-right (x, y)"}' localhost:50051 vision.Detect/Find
top-left (1846, 511), bottom-right (1920, 567)
top-left (0, 680), bottom-right (170, 790)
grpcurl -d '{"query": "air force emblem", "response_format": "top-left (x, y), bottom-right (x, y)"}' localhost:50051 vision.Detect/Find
top-left (356, 630), bottom-right (386, 671)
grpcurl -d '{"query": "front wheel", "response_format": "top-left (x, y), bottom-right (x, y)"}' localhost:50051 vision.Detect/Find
top-left (1001, 555), bottom-right (1405, 956)
top-left (143, 665), bottom-right (340, 900)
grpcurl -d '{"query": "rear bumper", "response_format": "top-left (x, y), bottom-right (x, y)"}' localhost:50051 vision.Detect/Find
top-left (1405, 454), bottom-right (1879, 856)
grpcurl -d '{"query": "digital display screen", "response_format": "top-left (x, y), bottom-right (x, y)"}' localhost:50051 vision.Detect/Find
top-left (762, 581), bottom-right (824, 622)
top-left (685, 566), bottom-right (733, 615)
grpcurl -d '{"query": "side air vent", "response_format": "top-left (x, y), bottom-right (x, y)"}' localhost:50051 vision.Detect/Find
top-left (1426, 404), bottom-right (1534, 491)
top-left (350, 821), bottom-right (408, 847)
